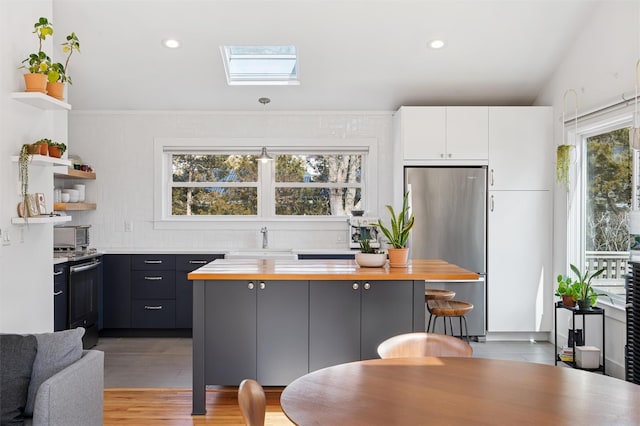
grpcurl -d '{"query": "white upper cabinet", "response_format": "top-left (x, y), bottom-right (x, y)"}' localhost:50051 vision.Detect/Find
top-left (396, 106), bottom-right (488, 161)
top-left (397, 107), bottom-right (446, 160)
top-left (488, 107), bottom-right (553, 191)
top-left (446, 107), bottom-right (488, 160)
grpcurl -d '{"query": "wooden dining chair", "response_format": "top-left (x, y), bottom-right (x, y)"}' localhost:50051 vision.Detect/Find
top-left (238, 379), bottom-right (266, 426)
top-left (377, 332), bottom-right (473, 358)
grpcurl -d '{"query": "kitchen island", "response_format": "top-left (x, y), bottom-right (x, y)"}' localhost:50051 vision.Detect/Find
top-left (188, 258), bottom-right (477, 415)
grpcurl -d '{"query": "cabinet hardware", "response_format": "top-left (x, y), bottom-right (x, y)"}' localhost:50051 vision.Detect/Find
top-left (259, 282), bottom-right (266, 290)
top-left (144, 305), bottom-right (163, 310)
top-left (448, 153), bottom-right (452, 158)
top-left (53, 270), bottom-right (64, 276)
top-left (144, 276), bottom-right (163, 281)
top-left (248, 282), bottom-right (254, 290)
top-left (144, 260), bottom-right (163, 264)
top-left (490, 195), bottom-right (495, 212)
top-left (440, 153), bottom-right (444, 158)
top-left (189, 260), bottom-right (208, 264)
top-left (364, 282), bottom-right (371, 290)
top-left (352, 282), bottom-right (359, 290)
top-left (53, 290), bottom-right (64, 296)
top-left (490, 169), bottom-right (494, 186)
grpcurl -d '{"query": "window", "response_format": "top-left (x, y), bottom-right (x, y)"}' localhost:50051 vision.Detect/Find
top-left (161, 147), bottom-right (366, 219)
top-left (221, 45), bottom-right (299, 86)
top-left (570, 112), bottom-right (634, 303)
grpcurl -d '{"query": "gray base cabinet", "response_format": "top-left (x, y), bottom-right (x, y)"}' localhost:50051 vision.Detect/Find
top-left (199, 279), bottom-right (421, 386)
top-left (53, 263), bottom-right (68, 332)
top-left (102, 253), bottom-right (223, 330)
top-left (204, 280), bottom-right (308, 386)
top-left (309, 280), bottom-right (415, 371)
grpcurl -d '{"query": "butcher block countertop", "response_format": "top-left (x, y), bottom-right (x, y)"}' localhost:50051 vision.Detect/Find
top-left (188, 258), bottom-right (478, 281)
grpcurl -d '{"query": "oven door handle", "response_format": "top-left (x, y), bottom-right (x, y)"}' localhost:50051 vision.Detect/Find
top-left (70, 260), bottom-right (100, 274)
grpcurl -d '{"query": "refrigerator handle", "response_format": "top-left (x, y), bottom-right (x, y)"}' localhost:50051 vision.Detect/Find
top-left (490, 169), bottom-right (494, 186)
top-left (490, 195), bottom-right (494, 212)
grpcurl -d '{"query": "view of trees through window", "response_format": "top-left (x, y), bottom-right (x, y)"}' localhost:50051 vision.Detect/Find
top-left (169, 152), bottom-right (363, 216)
top-left (585, 129), bottom-right (632, 252)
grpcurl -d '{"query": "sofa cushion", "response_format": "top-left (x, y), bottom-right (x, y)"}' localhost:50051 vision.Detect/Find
top-left (0, 334), bottom-right (38, 425)
top-left (24, 328), bottom-right (84, 417)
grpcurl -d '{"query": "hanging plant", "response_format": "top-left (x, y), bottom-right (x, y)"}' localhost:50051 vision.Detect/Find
top-left (556, 144), bottom-right (574, 188)
top-left (18, 144), bottom-right (32, 219)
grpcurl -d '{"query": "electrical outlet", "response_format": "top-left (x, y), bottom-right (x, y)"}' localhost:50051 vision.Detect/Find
top-left (0, 228), bottom-right (8, 246)
top-left (124, 221), bottom-right (133, 232)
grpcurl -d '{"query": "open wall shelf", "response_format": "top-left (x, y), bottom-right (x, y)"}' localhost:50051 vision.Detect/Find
top-left (10, 92), bottom-right (71, 110)
top-left (11, 215), bottom-right (71, 225)
top-left (11, 155), bottom-right (72, 167)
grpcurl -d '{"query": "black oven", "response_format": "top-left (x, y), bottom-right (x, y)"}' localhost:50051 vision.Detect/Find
top-left (68, 255), bottom-right (102, 348)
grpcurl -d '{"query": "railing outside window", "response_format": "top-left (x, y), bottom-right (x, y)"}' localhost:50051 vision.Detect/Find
top-left (585, 250), bottom-right (628, 299)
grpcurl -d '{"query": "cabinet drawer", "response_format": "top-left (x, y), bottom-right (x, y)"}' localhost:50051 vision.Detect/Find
top-left (132, 300), bottom-right (176, 328)
top-left (131, 254), bottom-right (175, 270)
top-left (132, 271), bottom-right (175, 299)
top-left (175, 254), bottom-right (223, 272)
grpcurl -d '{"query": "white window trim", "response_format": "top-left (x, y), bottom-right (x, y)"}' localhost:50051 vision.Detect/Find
top-left (153, 137), bottom-right (378, 230)
top-left (566, 106), bottom-right (634, 305)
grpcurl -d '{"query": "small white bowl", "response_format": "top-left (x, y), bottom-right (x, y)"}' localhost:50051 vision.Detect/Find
top-left (355, 253), bottom-right (387, 268)
top-left (62, 189), bottom-right (79, 203)
top-left (61, 193), bottom-right (70, 203)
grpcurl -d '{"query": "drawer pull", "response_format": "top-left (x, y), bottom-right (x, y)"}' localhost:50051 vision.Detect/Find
top-left (144, 305), bottom-right (163, 310)
top-left (144, 276), bottom-right (163, 281)
top-left (259, 282), bottom-right (266, 290)
top-left (53, 290), bottom-right (64, 296)
top-left (189, 260), bottom-right (208, 264)
top-left (144, 260), bottom-right (163, 264)
top-left (352, 282), bottom-right (359, 290)
top-left (248, 282), bottom-right (254, 290)
top-left (53, 270), bottom-right (64, 276)
top-left (364, 282), bottom-right (371, 290)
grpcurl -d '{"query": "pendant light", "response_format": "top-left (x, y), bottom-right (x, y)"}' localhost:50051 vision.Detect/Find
top-left (257, 97), bottom-right (274, 163)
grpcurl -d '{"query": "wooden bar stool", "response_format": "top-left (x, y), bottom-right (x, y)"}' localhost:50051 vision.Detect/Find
top-left (427, 299), bottom-right (474, 342)
top-left (425, 289), bottom-right (455, 333)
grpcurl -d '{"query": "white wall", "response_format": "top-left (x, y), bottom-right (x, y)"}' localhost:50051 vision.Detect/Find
top-left (535, 0), bottom-right (639, 379)
top-left (67, 111), bottom-right (393, 251)
top-left (0, 0), bottom-right (56, 333)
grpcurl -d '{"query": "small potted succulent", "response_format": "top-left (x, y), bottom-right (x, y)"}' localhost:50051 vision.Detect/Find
top-left (355, 238), bottom-right (387, 268)
top-left (47, 32), bottom-right (80, 100)
top-left (47, 140), bottom-right (67, 158)
top-left (375, 192), bottom-right (415, 267)
top-left (19, 17), bottom-right (53, 93)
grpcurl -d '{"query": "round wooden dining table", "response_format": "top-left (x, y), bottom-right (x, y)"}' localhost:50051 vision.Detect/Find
top-left (280, 357), bottom-right (640, 425)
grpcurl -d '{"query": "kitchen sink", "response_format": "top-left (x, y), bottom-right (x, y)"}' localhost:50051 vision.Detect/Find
top-left (225, 249), bottom-right (298, 260)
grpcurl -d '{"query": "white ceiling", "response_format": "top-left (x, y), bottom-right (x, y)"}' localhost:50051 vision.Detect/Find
top-left (50, 0), bottom-right (600, 111)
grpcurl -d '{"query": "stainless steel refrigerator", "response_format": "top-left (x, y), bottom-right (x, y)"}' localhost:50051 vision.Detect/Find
top-left (405, 166), bottom-right (487, 338)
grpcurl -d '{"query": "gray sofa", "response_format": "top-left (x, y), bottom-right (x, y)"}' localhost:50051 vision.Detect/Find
top-left (26, 350), bottom-right (104, 426)
top-left (1, 328), bottom-right (104, 426)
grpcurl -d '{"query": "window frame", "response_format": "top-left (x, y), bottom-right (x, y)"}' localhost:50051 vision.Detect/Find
top-left (153, 137), bottom-right (377, 229)
top-left (566, 106), bottom-right (634, 305)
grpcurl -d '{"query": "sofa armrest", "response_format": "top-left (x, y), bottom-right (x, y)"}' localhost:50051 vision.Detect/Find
top-left (31, 350), bottom-right (104, 426)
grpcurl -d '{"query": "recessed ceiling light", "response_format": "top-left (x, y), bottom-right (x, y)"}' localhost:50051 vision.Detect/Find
top-left (428, 39), bottom-right (446, 49)
top-left (163, 39), bottom-right (180, 49)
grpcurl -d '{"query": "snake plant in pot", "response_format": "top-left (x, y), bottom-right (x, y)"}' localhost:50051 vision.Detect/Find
top-left (376, 192), bottom-right (414, 267)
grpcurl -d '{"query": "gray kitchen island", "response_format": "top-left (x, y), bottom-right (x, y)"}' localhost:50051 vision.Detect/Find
top-left (187, 258), bottom-right (478, 415)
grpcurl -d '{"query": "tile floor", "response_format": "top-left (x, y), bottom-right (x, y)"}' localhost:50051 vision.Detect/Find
top-left (96, 337), bottom-right (558, 388)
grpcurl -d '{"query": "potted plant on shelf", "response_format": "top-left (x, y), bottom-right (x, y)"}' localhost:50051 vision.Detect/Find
top-left (17, 144), bottom-right (32, 219)
top-left (555, 274), bottom-right (576, 307)
top-left (19, 17), bottom-right (53, 93)
top-left (560, 264), bottom-right (608, 310)
top-left (47, 140), bottom-right (66, 158)
top-left (33, 138), bottom-right (51, 156)
top-left (47, 32), bottom-right (80, 101)
top-left (376, 192), bottom-right (415, 268)
top-left (355, 238), bottom-right (387, 268)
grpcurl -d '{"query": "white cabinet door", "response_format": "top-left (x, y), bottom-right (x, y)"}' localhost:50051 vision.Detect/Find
top-left (488, 107), bottom-right (553, 190)
top-left (446, 107), bottom-right (488, 160)
top-left (487, 190), bottom-right (552, 332)
top-left (398, 107), bottom-right (446, 160)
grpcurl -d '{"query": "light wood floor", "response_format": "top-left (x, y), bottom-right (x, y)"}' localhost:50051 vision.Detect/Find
top-left (104, 388), bottom-right (293, 425)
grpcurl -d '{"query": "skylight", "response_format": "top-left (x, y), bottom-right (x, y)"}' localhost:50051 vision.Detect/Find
top-left (221, 45), bottom-right (299, 86)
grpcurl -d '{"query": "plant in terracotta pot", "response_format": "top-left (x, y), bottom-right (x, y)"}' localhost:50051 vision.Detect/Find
top-left (47, 32), bottom-right (80, 100)
top-left (33, 138), bottom-right (51, 156)
top-left (555, 274), bottom-right (576, 307)
top-left (355, 238), bottom-right (387, 268)
top-left (46, 140), bottom-right (66, 158)
top-left (375, 192), bottom-right (414, 267)
top-left (19, 17), bottom-right (53, 93)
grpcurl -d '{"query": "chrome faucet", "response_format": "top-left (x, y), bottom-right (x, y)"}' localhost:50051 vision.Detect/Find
top-left (260, 227), bottom-right (268, 249)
